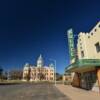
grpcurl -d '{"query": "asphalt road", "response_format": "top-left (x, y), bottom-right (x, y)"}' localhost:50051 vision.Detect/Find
top-left (0, 83), bottom-right (70, 100)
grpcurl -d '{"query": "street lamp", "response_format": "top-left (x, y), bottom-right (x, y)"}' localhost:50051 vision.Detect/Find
top-left (49, 59), bottom-right (56, 86)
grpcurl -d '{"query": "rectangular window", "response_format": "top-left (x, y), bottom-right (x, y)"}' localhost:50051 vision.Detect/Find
top-left (81, 51), bottom-right (84, 58)
top-left (95, 42), bottom-right (100, 53)
top-left (80, 47), bottom-right (82, 49)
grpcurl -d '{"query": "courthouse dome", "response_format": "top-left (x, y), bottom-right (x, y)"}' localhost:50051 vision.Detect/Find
top-left (37, 54), bottom-right (44, 67)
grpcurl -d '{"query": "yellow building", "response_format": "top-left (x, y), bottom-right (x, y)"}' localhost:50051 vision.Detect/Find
top-left (66, 21), bottom-right (100, 92)
top-left (23, 55), bottom-right (54, 81)
top-left (77, 22), bottom-right (100, 59)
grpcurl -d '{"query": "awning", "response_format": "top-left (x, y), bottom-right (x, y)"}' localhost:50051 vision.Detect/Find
top-left (65, 59), bottom-right (100, 72)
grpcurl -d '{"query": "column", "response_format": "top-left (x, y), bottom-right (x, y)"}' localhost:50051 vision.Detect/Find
top-left (72, 72), bottom-right (80, 87)
top-left (97, 68), bottom-right (100, 93)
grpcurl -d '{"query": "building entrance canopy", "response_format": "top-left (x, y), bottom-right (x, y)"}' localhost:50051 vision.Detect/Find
top-left (66, 59), bottom-right (100, 72)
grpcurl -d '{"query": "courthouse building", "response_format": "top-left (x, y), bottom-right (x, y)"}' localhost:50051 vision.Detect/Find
top-left (23, 55), bottom-right (54, 81)
top-left (65, 21), bottom-right (100, 92)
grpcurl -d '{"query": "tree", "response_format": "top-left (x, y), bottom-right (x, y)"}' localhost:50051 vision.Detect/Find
top-left (56, 73), bottom-right (63, 81)
top-left (2, 71), bottom-right (8, 80)
top-left (23, 67), bottom-right (31, 81)
top-left (9, 70), bottom-right (23, 80)
top-left (0, 67), bottom-right (3, 80)
top-left (37, 73), bottom-right (45, 80)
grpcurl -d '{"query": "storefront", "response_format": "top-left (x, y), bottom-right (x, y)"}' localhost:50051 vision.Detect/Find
top-left (66, 59), bottom-right (100, 92)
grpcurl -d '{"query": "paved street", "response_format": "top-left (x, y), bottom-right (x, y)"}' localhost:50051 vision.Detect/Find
top-left (0, 83), bottom-right (70, 100)
top-left (56, 84), bottom-right (100, 100)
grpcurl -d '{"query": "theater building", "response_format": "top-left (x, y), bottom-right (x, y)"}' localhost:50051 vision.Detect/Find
top-left (65, 21), bottom-right (100, 92)
top-left (23, 55), bottom-right (54, 81)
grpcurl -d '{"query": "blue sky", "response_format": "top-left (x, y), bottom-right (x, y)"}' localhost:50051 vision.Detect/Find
top-left (0, 0), bottom-right (99, 74)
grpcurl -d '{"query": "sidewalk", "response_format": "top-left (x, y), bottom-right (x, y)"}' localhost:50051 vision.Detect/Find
top-left (56, 84), bottom-right (100, 100)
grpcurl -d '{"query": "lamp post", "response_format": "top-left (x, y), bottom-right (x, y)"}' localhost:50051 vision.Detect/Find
top-left (49, 59), bottom-right (56, 86)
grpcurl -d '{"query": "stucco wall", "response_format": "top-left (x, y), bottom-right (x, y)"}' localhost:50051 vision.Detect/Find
top-left (77, 22), bottom-right (100, 59)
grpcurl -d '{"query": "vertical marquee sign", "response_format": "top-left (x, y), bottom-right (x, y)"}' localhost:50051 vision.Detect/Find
top-left (67, 29), bottom-right (75, 63)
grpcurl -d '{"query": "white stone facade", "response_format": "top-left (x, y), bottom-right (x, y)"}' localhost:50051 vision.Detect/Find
top-left (23, 55), bottom-right (54, 81)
